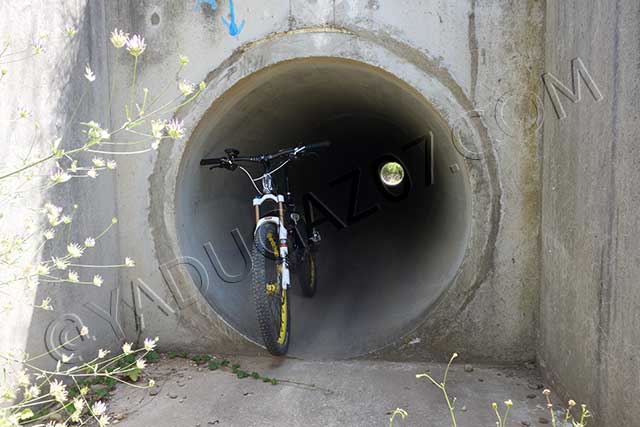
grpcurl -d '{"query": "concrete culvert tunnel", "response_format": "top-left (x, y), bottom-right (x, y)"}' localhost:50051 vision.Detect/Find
top-left (177, 58), bottom-right (472, 359)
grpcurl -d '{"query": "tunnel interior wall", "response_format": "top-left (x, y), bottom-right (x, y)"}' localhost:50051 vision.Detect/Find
top-left (176, 58), bottom-right (472, 358)
top-left (105, 0), bottom-right (545, 363)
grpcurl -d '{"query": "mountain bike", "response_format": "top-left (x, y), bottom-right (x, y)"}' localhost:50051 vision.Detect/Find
top-left (200, 141), bottom-right (331, 355)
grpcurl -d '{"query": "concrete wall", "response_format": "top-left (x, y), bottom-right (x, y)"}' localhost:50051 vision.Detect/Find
top-left (104, 0), bottom-right (544, 362)
top-left (539, 0), bottom-right (640, 424)
top-left (0, 1), bottom-right (122, 371)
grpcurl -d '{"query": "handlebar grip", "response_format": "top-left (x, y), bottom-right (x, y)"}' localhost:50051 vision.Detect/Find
top-left (305, 140), bottom-right (332, 152)
top-left (200, 158), bottom-right (223, 166)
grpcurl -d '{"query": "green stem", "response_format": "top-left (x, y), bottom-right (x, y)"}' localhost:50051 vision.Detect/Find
top-left (128, 56), bottom-right (138, 120)
top-left (0, 154), bottom-right (54, 180)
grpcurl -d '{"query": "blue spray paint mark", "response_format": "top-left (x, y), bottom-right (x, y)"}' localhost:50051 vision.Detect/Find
top-left (221, 0), bottom-right (245, 37)
top-left (194, 0), bottom-right (218, 11)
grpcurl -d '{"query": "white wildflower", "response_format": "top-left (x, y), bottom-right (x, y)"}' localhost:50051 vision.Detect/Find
top-left (110, 28), bottom-right (128, 48)
top-left (143, 337), bottom-right (158, 351)
top-left (36, 263), bottom-right (50, 275)
top-left (70, 160), bottom-right (78, 173)
top-left (166, 119), bottom-right (185, 139)
top-left (61, 215), bottom-right (72, 224)
top-left (91, 400), bottom-right (107, 416)
top-left (50, 170), bottom-right (71, 184)
top-left (151, 119), bottom-right (166, 139)
top-left (80, 326), bottom-right (89, 336)
top-left (68, 271), bottom-right (79, 283)
top-left (1, 386), bottom-right (16, 402)
top-left (70, 405), bottom-right (82, 422)
top-left (61, 353), bottom-right (73, 363)
top-left (178, 80), bottom-right (194, 97)
top-left (97, 349), bottom-right (110, 359)
top-left (179, 55), bottom-right (189, 65)
top-left (17, 106), bottom-right (31, 119)
top-left (39, 298), bottom-right (53, 311)
top-left (67, 243), bottom-right (84, 258)
top-left (53, 257), bottom-right (69, 270)
top-left (106, 159), bottom-right (117, 169)
top-left (44, 229), bottom-right (55, 240)
top-left (84, 64), bottom-right (96, 82)
top-left (44, 202), bottom-right (62, 216)
top-left (125, 257), bottom-right (135, 267)
top-left (16, 370), bottom-right (30, 387)
top-left (136, 359), bottom-right (146, 370)
top-left (87, 168), bottom-right (98, 178)
top-left (92, 157), bottom-right (105, 167)
top-left (92, 274), bottom-right (103, 287)
top-left (49, 379), bottom-right (68, 403)
top-left (65, 25), bottom-right (77, 37)
top-left (27, 385), bottom-right (41, 398)
top-left (125, 34), bottom-right (146, 57)
top-left (84, 237), bottom-right (95, 247)
top-left (85, 121), bottom-right (110, 142)
top-left (32, 39), bottom-right (45, 55)
top-left (98, 414), bottom-right (110, 427)
top-left (122, 342), bottom-right (133, 355)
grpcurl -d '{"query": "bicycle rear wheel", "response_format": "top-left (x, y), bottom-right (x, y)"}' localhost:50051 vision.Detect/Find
top-left (290, 218), bottom-right (317, 297)
top-left (252, 223), bottom-right (290, 356)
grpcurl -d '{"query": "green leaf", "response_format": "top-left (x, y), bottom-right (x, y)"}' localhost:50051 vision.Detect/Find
top-left (95, 388), bottom-right (109, 398)
top-left (126, 367), bottom-right (141, 382)
top-left (208, 361), bottom-right (220, 371)
top-left (19, 408), bottom-right (34, 420)
top-left (105, 377), bottom-right (117, 388)
top-left (145, 351), bottom-right (160, 361)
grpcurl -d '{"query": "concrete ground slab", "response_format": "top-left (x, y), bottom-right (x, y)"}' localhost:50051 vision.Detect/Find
top-left (106, 356), bottom-right (554, 427)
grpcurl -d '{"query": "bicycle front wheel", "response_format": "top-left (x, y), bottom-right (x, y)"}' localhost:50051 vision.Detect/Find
top-left (252, 223), bottom-right (290, 356)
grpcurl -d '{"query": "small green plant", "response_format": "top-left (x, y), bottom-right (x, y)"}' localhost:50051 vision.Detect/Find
top-left (416, 353), bottom-right (459, 426)
top-left (414, 353), bottom-right (591, 427)
top-left (492, 399), bottom-right (513, 427)
top-left (173, 353), bottom-right (281, 385)
top-left (389, 408), bottom-right (408, 426)
top-left (144, 351), bottom-right (161, 361)
top-left (0, 334), bottom-right (158, 426)
top-left (543, 389), bottom-right (591, 427)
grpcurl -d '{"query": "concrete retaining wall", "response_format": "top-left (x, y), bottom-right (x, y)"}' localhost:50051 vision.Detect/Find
top-left (540, 0), bottom-right (640, 424)
top-left (0, 1), bottom-right (121, 372)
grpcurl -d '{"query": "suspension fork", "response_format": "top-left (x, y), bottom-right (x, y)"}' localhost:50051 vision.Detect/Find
top-left (253, 194), bottom-right (291, 289)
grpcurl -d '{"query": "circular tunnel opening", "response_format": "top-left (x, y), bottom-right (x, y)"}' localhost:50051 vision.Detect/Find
top-left (177, 58), bottom-right (471, 359)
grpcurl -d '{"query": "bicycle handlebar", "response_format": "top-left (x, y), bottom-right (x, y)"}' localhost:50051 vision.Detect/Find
top-left (200, 140), bottom-right (331, 169)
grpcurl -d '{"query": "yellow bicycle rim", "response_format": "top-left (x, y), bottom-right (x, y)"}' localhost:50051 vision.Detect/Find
top-left (277, 289), bottom-right (287, 345)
